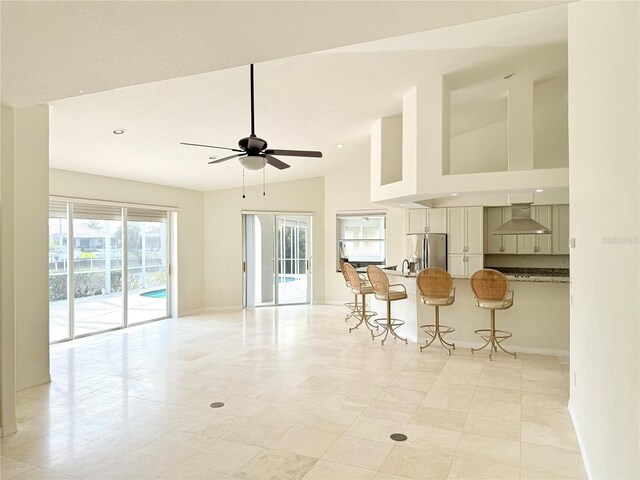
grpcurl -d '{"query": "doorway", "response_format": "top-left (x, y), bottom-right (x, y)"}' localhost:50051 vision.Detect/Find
top-left (243, 213), bottom-right (312, 307)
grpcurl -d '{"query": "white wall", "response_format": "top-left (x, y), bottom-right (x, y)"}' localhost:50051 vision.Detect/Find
top-left (203, 176), bottom-right (325, 308)
top-left (14, 106), bottom-right (50, 392)
top-left (49, 169), bottom-right (205, 316)
top-left (324, 142), bottom-right (405, 303)
top-left (0, 106), bottom-right (17, 435)
top-left (568, 2), bottom-right (639, 478)
top-left (450, 120), bottom-right (508, 174)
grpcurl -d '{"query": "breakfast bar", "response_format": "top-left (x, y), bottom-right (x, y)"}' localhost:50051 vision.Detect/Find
top-left (368, 270), bottom-right (569, 354)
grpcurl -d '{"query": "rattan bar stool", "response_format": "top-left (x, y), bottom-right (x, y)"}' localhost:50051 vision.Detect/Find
top-left (367, 265), bottom-right (408, 345)
top-left (416, 268), bottom-right (456, 355)
top-left (339, 259), bottom-right (359, 323)
top-left (343, 262), bottom-right (378, 335)
top-left (470, 269), bottom-right (516, 361)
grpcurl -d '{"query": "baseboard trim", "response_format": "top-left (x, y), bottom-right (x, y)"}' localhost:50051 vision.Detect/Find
top-left (180, 306), bottom-right (243, 316)
top-left (0, 422), bottom-right (18, 437)
top-left (449, 340), bottom-right (569, 357)
top-left (16, 374), bottom-right (51, 392)
top-left (568, 401), bottom-right (593, 480)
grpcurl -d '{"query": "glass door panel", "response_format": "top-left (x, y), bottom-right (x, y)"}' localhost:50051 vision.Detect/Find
top-left (244, 214), bottom-right (276, 307)
top-left (127, 209), bottom-right (169, 324)
top-left (277, 216), bottom-right (310, 305)
top-left (49, 201), bottom-right (70, 342)
top-left (72, 204), bottom-right (124, 336)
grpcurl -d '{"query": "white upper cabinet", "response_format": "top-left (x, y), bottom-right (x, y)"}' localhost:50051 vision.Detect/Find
top-left (447, 207), bottom-right (483, 255)
top-left (485, 207), bottom-right (517, 254)
top-left (486, 207), bottom-right (503, 254)
top-left (407, 209), bottom-right (427, 234)
top-left (447, 208), bottom-right (466, 254)
top-left (518, 205), bottom-right (552, 254)
top-left (406, 208), bottom-right (447, 234)
top-left (552, 204), bottom-right (570, 254)
top-left (466, 207), bottom-right (484, 254)
top-left (426, 208), bottom-right (447, 233)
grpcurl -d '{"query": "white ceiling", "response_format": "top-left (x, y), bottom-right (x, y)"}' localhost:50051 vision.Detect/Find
top-left (4, 2), bottom-right (568, 192)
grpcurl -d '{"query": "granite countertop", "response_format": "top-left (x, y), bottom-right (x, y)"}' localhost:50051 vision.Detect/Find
top-left (480, 267), bottom-right (570, 283)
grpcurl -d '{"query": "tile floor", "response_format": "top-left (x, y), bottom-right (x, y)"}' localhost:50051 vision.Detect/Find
top-left (1, 305), bottom-right (585, 480)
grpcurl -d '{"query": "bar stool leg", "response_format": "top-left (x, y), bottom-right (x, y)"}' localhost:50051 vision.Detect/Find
top-left (348, 294), bottom-right (377, 334)
top-left (471, 310), bottom-right (516, 360)
top-left (386, 301), bottom-right (408, 345)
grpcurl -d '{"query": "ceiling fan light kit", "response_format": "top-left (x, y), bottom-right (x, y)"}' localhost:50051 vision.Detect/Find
top-left (180, 63), bottom-right (322, 197)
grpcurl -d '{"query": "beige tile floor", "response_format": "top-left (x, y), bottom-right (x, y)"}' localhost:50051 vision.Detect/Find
top-left (1, 305), bottom-right (585, 480)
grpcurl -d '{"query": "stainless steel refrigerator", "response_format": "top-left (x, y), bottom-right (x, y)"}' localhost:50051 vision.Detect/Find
top-left (406, 233), bottom-right (447, 270)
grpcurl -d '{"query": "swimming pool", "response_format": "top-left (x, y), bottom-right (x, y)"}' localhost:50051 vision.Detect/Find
top-left (140, 289), bottom-right (166, 299)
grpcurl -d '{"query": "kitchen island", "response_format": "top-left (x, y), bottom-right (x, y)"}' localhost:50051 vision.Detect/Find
top-left (368, 270), bottom-right (569, 355)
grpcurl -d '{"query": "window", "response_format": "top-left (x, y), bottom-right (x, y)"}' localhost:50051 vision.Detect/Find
top-left (336, 211), bottom-right (386, 270)
top-left (49, 199), bottom-right (173, 343)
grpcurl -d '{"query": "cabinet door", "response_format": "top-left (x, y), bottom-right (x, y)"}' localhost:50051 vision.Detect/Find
top-left (447, 254), bottom-right (465, 277)
top-left (427, 208), bottom-right (447, 234)
top-left (486, 207), bottom-right (503, 254)
top-left (501, 207), bottom-right (518, 254)
top-left (552, 205), bottom-right (570, 255)
top-left (447, 208), bottom-right (465, 254)
top-left (465, 207), bottom-right (484, 254)
top-left (466, 254), bottom-right (484, 277)
top-left (536, 206), bottom-right (552, 254)
top-left (407, 209), bottom-right (427, 234)
top-left (518, 234), bottom-right (536, 254)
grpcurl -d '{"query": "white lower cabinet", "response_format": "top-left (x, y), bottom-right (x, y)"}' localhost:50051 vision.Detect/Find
top-left (448, 254), bottom-right (483, 278)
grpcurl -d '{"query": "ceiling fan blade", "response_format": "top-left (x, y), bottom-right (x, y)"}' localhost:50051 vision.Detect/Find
top-left (181, 142), bottom-right (243, 152)
top-left (264, 149), bottom-right (322, 158)
top-left (208, 153), bottom-right (245, 164)
top-left (265, 155), bottom-right (290, 170)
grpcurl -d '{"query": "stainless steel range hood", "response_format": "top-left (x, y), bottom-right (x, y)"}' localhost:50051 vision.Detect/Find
top-left (493, 203), bottom-right (551, 235)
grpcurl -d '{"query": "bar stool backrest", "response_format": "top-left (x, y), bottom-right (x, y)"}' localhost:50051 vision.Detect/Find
top-left (343, 262), bottom-right (363, 290)
top-left (416, 267), bottom-right (452, 298)
top-left (339, 259), bottom-right (351, 287)
top-left (367, 265), bottom-right (389, 295)
top-left (470, 269), bottom-right (509, 301)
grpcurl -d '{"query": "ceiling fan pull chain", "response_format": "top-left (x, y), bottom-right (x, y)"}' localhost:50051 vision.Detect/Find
top-left (242, 167), bottom-right (246, 199)
top-left (263, 165), bottom-right (265, 196)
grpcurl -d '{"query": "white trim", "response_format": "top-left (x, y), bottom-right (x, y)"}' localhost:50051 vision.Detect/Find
top-left (1, 422), bottom-right (18, 437)
top-left (568, 401), bottom-right (593, 480)
top-left (179, 306), bottom-right (242, 316)
top-left (336, 209), bottom-right (387, 217)
top-left (16, 374), bottom-right (51, 392)
top-left (450, 340), bottom-right (569, 357)
top-left (241, 210), bottom-right (314, 216)
top-left (50, 195), bottom-right (179, 212)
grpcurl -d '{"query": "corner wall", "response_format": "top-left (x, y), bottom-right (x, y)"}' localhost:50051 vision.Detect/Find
top-left (203, 176), bottom-right (325, 308)
top-left (14, 106), bottom-right (50, 391)
top-left (324, 141), bottom-right (405, 303)
top-left (0, 106), bottom-right (17, 434)
top-left (568, 2), bottom-right (639, 477)
top-left (49, 169), bottom-right (205, 316)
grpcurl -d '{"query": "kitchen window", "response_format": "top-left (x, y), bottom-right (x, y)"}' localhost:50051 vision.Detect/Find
top-left (336, 211), bottom-right (386, 271)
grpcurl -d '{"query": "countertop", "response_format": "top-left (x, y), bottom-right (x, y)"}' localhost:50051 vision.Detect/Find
top-left (385, 268), bottom-right (569, 283)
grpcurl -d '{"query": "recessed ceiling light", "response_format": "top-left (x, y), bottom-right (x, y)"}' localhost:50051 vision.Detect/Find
top-left (450, 193), bottom-right (458, 196)
top-left (504, 73), bottom-right (516, 80)
top-left (399, 204), bottom-right (405, 207)
top-left (535, 188), bottom-right (544, 193)
top-left (112, 129), bottom-right (126, 135)
top-left (336, 144), bottom-right (345, 149)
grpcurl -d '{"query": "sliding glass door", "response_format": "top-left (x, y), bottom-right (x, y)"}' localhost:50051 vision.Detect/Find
top-left (127, 209), bottom-right (169, 325)
top-left (243, 213), bottom-right (311, 307)
top-left (48, 200), bottom-right (171, 343)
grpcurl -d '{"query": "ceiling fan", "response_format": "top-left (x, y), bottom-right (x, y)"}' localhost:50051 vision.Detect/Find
top-left (180, 64), bottom-right (322, 171)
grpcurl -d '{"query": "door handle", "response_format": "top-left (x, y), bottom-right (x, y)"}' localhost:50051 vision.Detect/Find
top-left (242, 261), bottom-right (246, 273)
